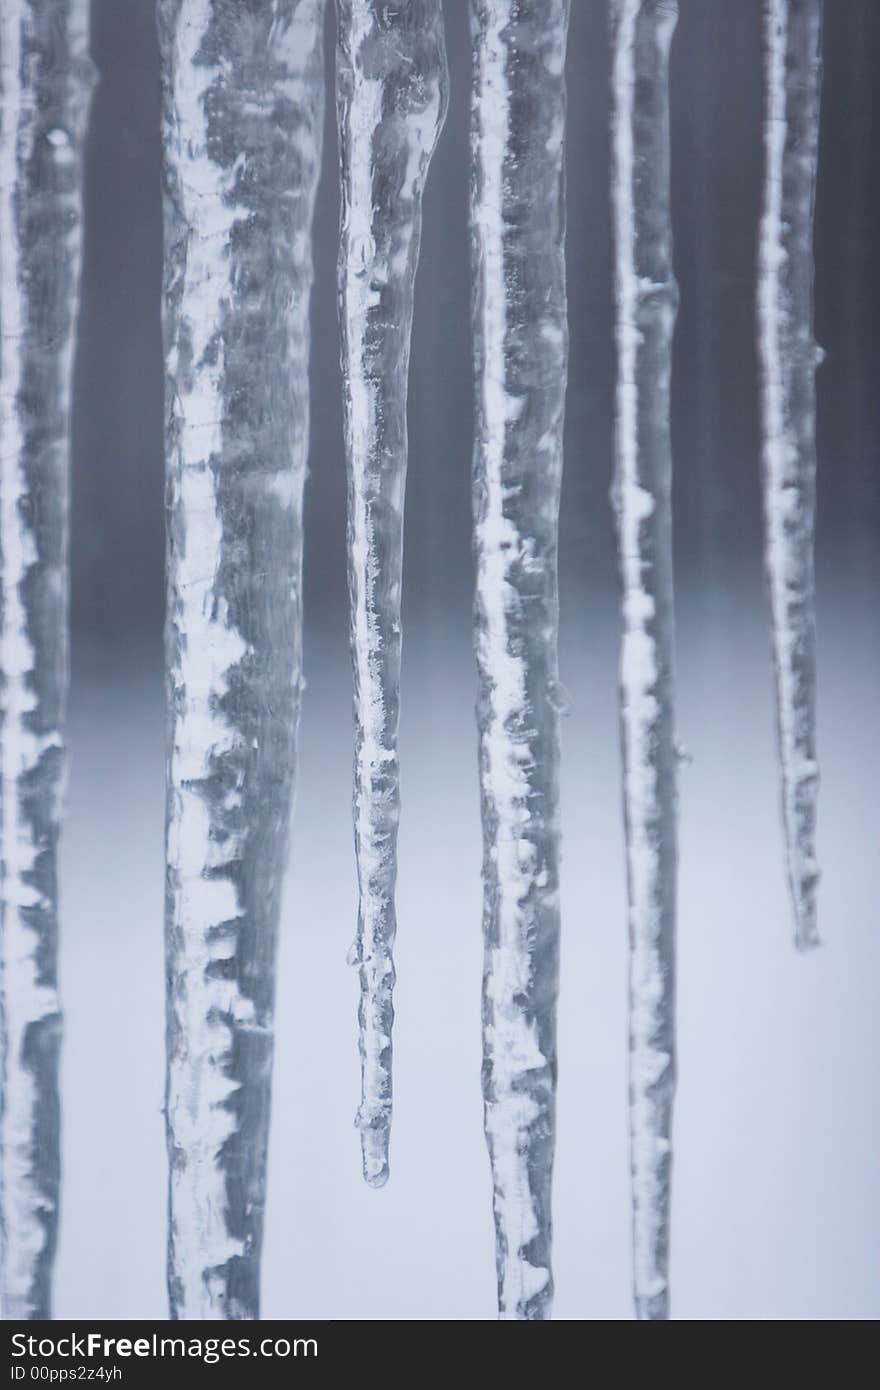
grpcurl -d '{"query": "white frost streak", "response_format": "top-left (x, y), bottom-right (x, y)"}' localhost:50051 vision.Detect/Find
top-left (343, 4), bottom-right (391, 1185)
top-left (164, 1), bottom-right (250, 1317)
top-left (610, 0), bottom-right (677, 1321)
top-left (0, 5), bottom-right (55, 1316)
top-left (163, 0), bottom-right (323, 1317)
top-left (339, 0), bottom-right (447, 1187)
top-left (0, 0), bottom-right (91, 1319)
top-left (613, 1), bottom-right (664, 1310)
top-left (757, 0), bottom-right (821, 950)
top-left (475, 3), bottom-right (545, 1314)
top-left (472, 0), bottom-right (568, 1319)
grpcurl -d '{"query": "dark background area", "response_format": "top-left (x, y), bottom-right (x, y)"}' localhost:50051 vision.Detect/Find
top-left (70, 0), bottom-right (880, 660)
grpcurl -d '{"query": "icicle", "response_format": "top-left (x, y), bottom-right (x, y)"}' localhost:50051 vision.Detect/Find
top-left (0, 0), bottom-right (94, 1322)
top-left (470, 0), bottom-right (569, 1321)
top-left (158, 0), bottom-right (324, 1319)
top-left (757, 0), bottom-right (823, 951)
top-left (336, 0), bottom-right (448, 1190)
top-left (609, 0), bottom-right (679, 1323)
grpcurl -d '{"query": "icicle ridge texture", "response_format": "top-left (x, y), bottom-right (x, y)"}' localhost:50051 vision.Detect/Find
top-left (0, 0), bottom-right (93, 1322)
top-left (610, 0), bottom-right (679, 1323)
top-left (758, 0), bottom-right (823, 951)
top-left (336, 0), bottom-right (448, 1189)
top-left (470, 0), bottom-right (569, 1321)
top-left (159, 0), bottom-right (324, 1319)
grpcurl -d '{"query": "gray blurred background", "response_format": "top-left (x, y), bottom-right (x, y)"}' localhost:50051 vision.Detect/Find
top-left (57, 0), bottom-right (879, 1318)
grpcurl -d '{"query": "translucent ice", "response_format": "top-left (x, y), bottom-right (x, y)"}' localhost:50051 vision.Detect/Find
top-left (609, 0), bottom-right (679, 1323)
top-left (158, 0), bottom-right (324, 1319)
top-left (0, 0), bottom-right (94, 1322)
top-left (470, 0), bottom-right (569, 1322)
top-left (336, 0), bottom-right (448, 1189)
top-left (757, 0), bottom-right (823, 951)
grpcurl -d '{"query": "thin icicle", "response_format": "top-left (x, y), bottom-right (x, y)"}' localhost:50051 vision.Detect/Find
top-left (470, 0), bottom-right (569, 1321)
top-left (0, 0), bottom-right (93, 1321)
top-left (336, 0), bottom-right (448, 1190)
top-left (158, 0), bottom-right (324, 1319)
top-left (609, 0), bottom-right (679, 1323)
top-left (757, 0), bottom-right (822, 951)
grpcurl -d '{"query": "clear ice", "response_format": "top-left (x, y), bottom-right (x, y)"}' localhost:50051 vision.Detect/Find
top-left (0, 0), bottom-right (93, 1321)
top-left (469, 0), bottom-right (569, 1321)
top-left (158, 0), bottom-right (324, 1319)
top-left (609, 0), bottom-right (679, 1323)
top-left (757, 0), bottom-right (823, 951)
top-left (336, 0), bottom-right (448, 1189)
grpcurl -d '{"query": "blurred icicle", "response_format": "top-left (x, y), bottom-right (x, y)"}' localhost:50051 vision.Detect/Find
top-left (158, 0), bottom-right (324, 1319)
top-left (470, 0), bottom-right (569, 1321)
top-left (609, 0), bottom-right (679, 1322)
top-left (336, 0), bottom-right (448, 1190)
top-left (0, 0), bottom-right (94, 1321)
top-left (757, 0), bottom-right (823, 951)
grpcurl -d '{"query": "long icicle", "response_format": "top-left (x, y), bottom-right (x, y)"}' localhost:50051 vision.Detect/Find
top-left (470, 0), bottom-right (569, 1321)
top-left (158, 0), bottom-right (324, 1319)
top-left (336, 0), bottom-right (448, 1190)
top-left (609, 0), bottom-right (679, 1322)
top-left (0, 0), bottom-right (94, 1321)
top-left (757, 0), bottom-right (823, 951)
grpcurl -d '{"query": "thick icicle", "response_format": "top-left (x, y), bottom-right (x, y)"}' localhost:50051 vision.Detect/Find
top-left (470, 0), bottom-right (569, 1321)
top-left (158, 0), bottom-right (324, 1319)
top-left (336, 0), bottom-right (448, 1189)
top-left (0, 0), bottom-right (93, 1321)
top-left (757, 0), bottom-right (822, 951)
top-left (609, 0), bottom-right (679, 1323)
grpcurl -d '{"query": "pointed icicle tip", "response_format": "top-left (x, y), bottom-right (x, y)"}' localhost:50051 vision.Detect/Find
top-left (795, 930), bottom-right (821, 954)
top-left (793, 893), bottom-right (821, 953)
top-left (356, 1109), bottom-right (390, 1188)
